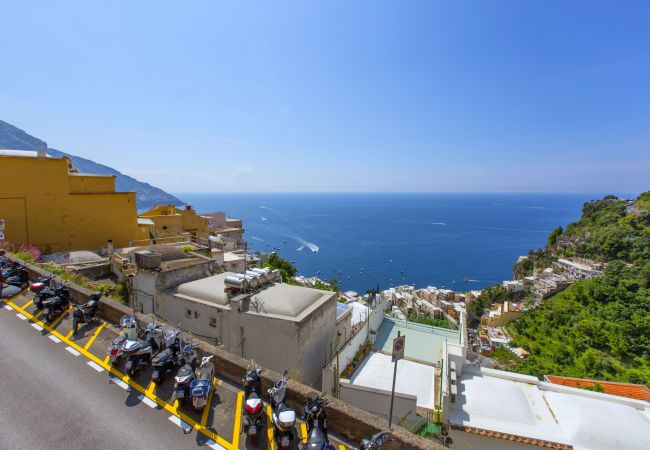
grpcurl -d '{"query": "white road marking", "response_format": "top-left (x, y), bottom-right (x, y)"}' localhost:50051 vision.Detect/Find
top-left (109, 376), bottom-right (129, 390)
top-left (65, 346), bottom-right (81, 356)
top-left (4, 305), bottom-right (13, 310)
top-left (206, 440), bottom-right (227, 450)
top-left (16, 313), bottom-right (27, 320)
top-left (31, 323), bottom-right (43, 331)
top-left (137, 394), bottom-right (157, 408)
top-left (168, 415), bottom-right (192, 432)
top-left (87, 361), bottom-right (104, 372)
top-left (48, 335), bottom-right (61, 343)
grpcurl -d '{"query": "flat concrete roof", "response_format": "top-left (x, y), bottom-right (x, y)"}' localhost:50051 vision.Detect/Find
top-left (176, 273), bottom-right (334, 319)
top-left (373, 318), bottom-right (460, 365)
top-left (450, 366), bottom-right (650, 450)
top-left (349, 352), bottom-right (436, 409)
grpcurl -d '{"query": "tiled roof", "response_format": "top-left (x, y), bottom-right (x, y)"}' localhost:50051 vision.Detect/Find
top-left (545, 375), bottom-right (650, 402)
top-left (449, 424), bottom-right (573, 449)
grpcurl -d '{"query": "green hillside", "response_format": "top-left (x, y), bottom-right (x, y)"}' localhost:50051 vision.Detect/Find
top-left (503, 192), bottom-right (650, 385)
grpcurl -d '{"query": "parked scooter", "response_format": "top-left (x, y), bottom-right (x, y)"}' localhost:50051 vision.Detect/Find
top-left (29, 274), bottom-right (55, 294)
top-left (268, 370), bottom-right (296, 448)
top-left (3, 266), bottom-right (29, 290)
top-left (360, 431), bottom-right (389, 450)
top-left (302, 395), bottom-right (329, 450)
top-left (71, 292), bottom-right (101, 335)
top-left (123, 323), bottom-right (174, 376)
top-left (34, 282), bottom-right (69, 311)
top-left (107, 315), bottom-right (138, 365)
top-left (151, 329), bottom-right (181, 383)
top-left (172, 343), bottom-right (198, 404)
top-left (42, 290), bottom-right (70, 323)
top-left (242, 363), bottom-right (264, 436)
top-left (190, 355), bottom-right (215, 411)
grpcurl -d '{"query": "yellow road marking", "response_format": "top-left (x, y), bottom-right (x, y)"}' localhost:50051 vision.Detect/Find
top-left (33, 310), bottom-right (42, 320)
top-left (200, 377), bottom-right (217, 427)
top-left (300, 423), bottom-right (308, 444)
top-left (103, 355), bottom-right (110, 364)
top-left (49, 306), bottom-right (71, 329)
top-left (172, 399), bottom-right (179, 414)
top-left (84, 322), bottom-right (105, 350)
top-left (266, 405), bottom-right (275, 450)
top-left (232, 391), bottom-right (244, 449)
top-left (65, 329), bottom-right (74, 339)
top-left (339, 445), bottom-right (346, 450)
top-left (5, 298), bottom-right (236, 450)
top-left (21, 299), bottom-right (33, 309)
top-left (146, 381), bottom-right (156, 396)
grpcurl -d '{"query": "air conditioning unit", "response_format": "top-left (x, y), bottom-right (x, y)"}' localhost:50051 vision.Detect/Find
top-left (134, 250), bottom-right (162, 270)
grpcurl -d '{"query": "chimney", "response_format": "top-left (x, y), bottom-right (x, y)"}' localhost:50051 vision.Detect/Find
top-left (37, 142), bottom-right (48, 158)
top-left (107, 240), bottom-right (113, 256)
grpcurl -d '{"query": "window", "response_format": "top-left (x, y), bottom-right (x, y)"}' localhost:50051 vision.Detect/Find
top-left (185, 309), bottom-right (192, 318)
top-left (194, 311), bottom-right (198, 319)
top-left (209, 317), bottom-right (217, 328)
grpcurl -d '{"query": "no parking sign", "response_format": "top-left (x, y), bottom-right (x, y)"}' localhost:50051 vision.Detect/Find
top-left (392, 335), bottom-right (405, 362)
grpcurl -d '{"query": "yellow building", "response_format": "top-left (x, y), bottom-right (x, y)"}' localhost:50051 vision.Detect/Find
top-left (0, 149), bottom-right (149, 253)
top-left (138, 204), bottom-right (209, 242)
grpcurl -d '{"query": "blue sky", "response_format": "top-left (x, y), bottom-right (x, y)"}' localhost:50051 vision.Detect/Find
top-left (1, 1), bottom-right (649, 193)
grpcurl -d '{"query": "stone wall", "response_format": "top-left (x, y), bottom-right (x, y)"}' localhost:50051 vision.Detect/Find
top-left (8, 255), bottom-right (441, 449)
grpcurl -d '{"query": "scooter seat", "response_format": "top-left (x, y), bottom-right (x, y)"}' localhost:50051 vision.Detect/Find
top-left (152, 348), bottom-right (174, 363)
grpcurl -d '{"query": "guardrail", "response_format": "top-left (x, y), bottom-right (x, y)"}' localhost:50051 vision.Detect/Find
top-left (7, 254), bottom-right (441, 450)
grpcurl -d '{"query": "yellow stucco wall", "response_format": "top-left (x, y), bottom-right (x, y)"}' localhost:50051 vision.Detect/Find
top-left (139, 205), bottom-right (208, 240)
top-left (0, 155), bottom-right (148, 252)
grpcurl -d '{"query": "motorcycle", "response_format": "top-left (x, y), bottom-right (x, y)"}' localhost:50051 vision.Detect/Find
top-left (42, 291), bottom-right (70, 323)
top-left (302, 395), bottom-right (329, 450)
top-left (190, 355), bottom-right (215, 411)
top-left (34, 282), bottom-right (69, 311)
top-left (3, 266), bottom-right (29, 290)
top-left (71, 292), bottom-right (101, 335)
top-left (172, 343), bottom-right (198, 404)
top-left (151, 330), bottom-right (181, 383)
top-left (360, 431), bottom-right (389, 450)
top-left (107, 315), bottom-right (138, 365)
top-left (268, 370), bottom-right (296, 448)
top-left (29, 274), bottom-right (55, 294)
top-left (123, 323), bottom-right (175, 376)
top-left (242, 364), bottom-right (264, 436)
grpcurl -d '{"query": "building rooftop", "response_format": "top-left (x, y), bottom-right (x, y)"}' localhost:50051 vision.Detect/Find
top-left (545, 375), bottom-right (650, 402)
top-left (336, 302), bottom-right (350, 319)
top-left (0, 149), bottom-right (50, 158)
top-left (175, 273), bottom-right (334, 319)
top-left (349, 351), bottom-right (436, 409)
top-left (450, 366), bottom-right (650, 450)
top-left (373, 318), bottom-right (460, 365)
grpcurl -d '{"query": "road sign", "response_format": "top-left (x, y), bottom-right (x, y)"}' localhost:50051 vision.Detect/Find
top-left (392, 335), bottom-right (405, 362)
top-left (0, 232), bottom-right (4, 240)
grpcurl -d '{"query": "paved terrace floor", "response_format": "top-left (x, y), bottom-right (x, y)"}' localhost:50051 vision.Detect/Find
top-left (0, 289), bottom-right (356, 450)
top-left (373, 318), bottom-right (461, 365)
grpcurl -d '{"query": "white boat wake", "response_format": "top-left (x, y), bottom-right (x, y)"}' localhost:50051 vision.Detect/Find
top-left (250, 236), bottom-right (264, 242)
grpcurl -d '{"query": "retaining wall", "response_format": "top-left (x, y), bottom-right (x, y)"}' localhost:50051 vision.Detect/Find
top-left (8, 255), bottom-right (440, 449)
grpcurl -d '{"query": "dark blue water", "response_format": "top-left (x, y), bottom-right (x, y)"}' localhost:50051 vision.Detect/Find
top-left (176, 193), bottom-right (610, 292)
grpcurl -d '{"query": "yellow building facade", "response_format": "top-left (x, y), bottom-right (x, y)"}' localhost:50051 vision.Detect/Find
top-left (0, 151), bottom-right (148, 253)
top-left (138, 204), bottom-right (209, 241)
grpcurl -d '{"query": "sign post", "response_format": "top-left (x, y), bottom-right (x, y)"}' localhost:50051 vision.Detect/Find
top-left (389, 331), bottom-right (405, 428)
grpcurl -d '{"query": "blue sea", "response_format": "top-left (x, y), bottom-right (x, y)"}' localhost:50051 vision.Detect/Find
top-left (176, 193), bottom-right (618, 293)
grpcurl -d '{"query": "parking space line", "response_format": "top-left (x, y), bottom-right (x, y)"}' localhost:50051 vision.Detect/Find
top-left (87, 361), bottom-right (105, 372)
top-left (65, 346), bottom-right (81, 356)
top-left (84, 322), bottom-right (106, 350)
top-left (168, 415), bottom-right (193, 433)
top-left (146, 381), bottom-right (156, 396)
top-left (266, 405), bottom-right (275, 450)
top-left (31, 323), bottom-right (43, 331)
top-left (300, 423), bottom-right (308, 445)
top-left (3, 305), bottom-right (13, 310)
top-left (16, 313), bottom-right (27, 320)
top-left (49, 306), bottom-right (71, 329)
top-left (339, 445), bottom-right (346, 450)
top-left (5, 298), bottom-right (236, 450)
top-left (200, 377), bottom-right (217, 427)
top-left (33, 310), bottom-right (42, 320)
top-left (65, 329), bottom-right (74, 339)
top-left (137, 394), bottom-right (157, 408)
top-left (21, 299), bottom-right (33, 309)
top-left (49, 335), bottom-right (61, 343)
top-left (232, 391), bottom-right (244, 449)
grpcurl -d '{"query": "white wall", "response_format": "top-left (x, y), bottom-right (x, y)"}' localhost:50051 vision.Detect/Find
top-left (339, 380), bottom-right (417, 426)
top-left (334, 324), bottom-right (368, 376)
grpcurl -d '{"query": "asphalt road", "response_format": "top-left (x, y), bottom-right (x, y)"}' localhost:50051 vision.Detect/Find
top-left (0, 302), bottom-right (217, 450)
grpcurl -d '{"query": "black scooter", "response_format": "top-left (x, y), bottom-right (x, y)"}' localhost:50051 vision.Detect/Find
top-left (71, 292), bottom-right (101, 335)
top-left (42, 292), bottom-right (70, 323)
top-left (35, 284), bottom-right (69, 311)
top-left (3, 267), bottom-right (29, 290)
top-left (302, 396), bottom-right (329, 450)
top-left (151, 337), bottom-right (181, 383)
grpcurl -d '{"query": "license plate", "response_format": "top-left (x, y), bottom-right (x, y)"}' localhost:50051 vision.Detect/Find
top-left (248, 425), bottom-right (257, 435)
top-left (176, 390), bottom-right (184, 398)
top-left (281, 436), bottom-right (290, 447)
